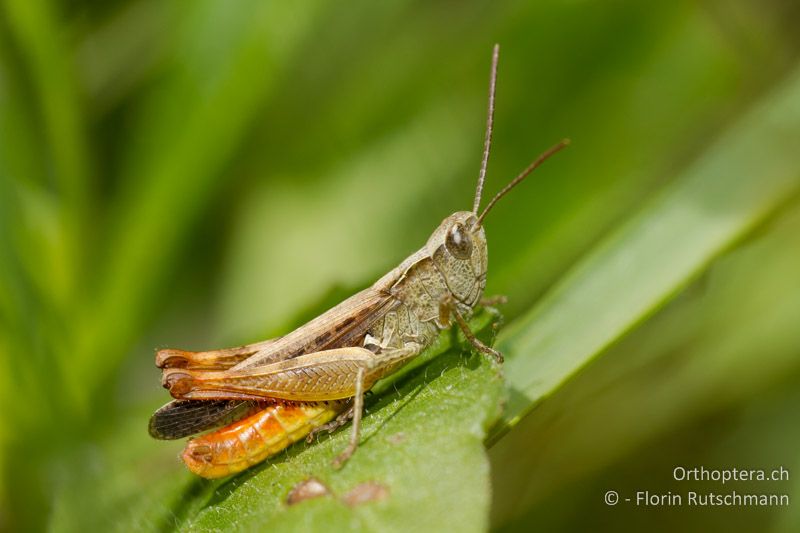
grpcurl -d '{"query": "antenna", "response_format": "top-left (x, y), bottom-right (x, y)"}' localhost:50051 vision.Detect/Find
top-left (472, 44), bottom-right (500, 214)
top-left (476, 139), bottom-right (570, 226)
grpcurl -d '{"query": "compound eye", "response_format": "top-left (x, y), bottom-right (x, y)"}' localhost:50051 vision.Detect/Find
top-left (445, 223), bottom-right (472, 260)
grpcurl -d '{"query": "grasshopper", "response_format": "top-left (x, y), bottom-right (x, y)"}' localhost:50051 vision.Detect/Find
top-left (149, 44), bottom-right (568, 478)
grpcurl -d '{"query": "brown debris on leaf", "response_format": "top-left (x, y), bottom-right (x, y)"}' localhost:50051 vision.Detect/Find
top-left (342, 481), bottom-right (390, 507)
top-left (286, 477), bottom-right (331, 506)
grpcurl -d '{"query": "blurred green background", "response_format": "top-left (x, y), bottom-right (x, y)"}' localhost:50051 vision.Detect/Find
top-left (2, 0), bottom-right (800, 531)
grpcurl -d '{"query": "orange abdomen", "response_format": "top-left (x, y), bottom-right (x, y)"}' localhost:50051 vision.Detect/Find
top-left (182, 401), bottom-right (347, 478)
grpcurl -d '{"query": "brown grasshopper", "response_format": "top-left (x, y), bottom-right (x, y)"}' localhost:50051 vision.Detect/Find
top-left (149, 44), bottom-right (569, 478)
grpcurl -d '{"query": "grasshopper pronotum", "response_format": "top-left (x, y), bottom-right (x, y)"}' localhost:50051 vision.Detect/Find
top-left (149, 44), bottom-right (568, 478)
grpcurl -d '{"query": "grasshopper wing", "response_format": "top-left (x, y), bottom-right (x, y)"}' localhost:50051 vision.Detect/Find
top-left (152, 283), bottom-right (399, 438)
top-left (230, 285), bottom-right (398, 370)
top-left (149, 399), bottom-right (266, 440)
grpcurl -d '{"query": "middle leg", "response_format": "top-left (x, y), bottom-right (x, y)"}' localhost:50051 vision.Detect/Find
top-left (330, 341), bottom-right (423, 467)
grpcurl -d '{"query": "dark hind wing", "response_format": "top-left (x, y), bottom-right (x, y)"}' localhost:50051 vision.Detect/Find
top-left (148, 399), bottom-right (265, 440)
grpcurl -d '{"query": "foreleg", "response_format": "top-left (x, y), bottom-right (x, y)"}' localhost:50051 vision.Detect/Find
top-left (440, 296), bottom-right (503, 363)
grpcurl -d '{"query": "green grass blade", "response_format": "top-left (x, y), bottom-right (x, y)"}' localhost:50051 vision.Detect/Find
top-left (490, 198), bottom-right (800, 528)
top-left (2, 0), bottom-right (91, 213)
top-left (73, 1), bottom-right (324, 405)
top-left (494, 62), bottom-right (800, 435)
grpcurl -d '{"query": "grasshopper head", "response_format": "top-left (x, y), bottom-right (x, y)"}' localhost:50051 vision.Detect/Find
top-left (422, 44), bottom-right (569, 310)
top-left (426, 211), bottom-right (488, 309)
